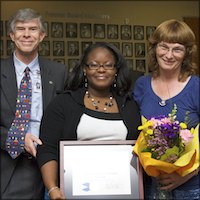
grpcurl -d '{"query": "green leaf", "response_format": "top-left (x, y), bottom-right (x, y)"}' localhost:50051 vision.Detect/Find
top-left (141, 147), bottom-right (151, 152)
top-left (160, 146), bottom-right (179, 161)
top-left (152, 151), bottom-right (158, 159)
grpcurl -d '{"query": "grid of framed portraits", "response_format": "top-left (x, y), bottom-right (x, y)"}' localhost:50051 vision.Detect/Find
top-left (0, 19), bottom-right (156, 73)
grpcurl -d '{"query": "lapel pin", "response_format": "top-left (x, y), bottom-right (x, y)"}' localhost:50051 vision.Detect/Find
top-left (49, 81), bottom-right (53, 84)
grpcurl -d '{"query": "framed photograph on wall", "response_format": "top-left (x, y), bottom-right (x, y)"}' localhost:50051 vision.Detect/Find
top-left (122, 42), bottom-right (133, 57)
top-left (67, 41), bottom-right (79, 56)
top-left (107, 24), bottom-right (118, 39)
top-left (135, 43), bottom-right (145, 57)
top-left (68, 59), bottom-right (79, 72)
top-left (136, 59), bottom-right (146, 73)
top-left (6, 40), bottom-right (15, 56)
top-left (146, 26), bottom-right (156, 39)
top-left (81, 41), bottom-right (92, 53)
top-left (66, 23), bottom-right (77, 38)
top-left (0, 40), bottom-right (3, 56)
top-left (80, 23), bottom-right (91, 38)
top-left (51, 22), bottom-right (63, 38)
top-left (5, 20), bottom-right (9, 36)
top-left (110, 42), bottom-right (120, 50)
top-left (126, 59), bottom-right (134, 70)
top-left (53, 41), bottom-right (65, 56)
top-left (121, 25), bottom-right (131, 40)
top-left (134, 25), bottom-right (144, 40)
top-left (0, 21), bottom-right (3, 36)
top-left (94, 24), bottom-right (105, 39)
top-left (39, 41), bottom-right (50, 56)
top-left (53, 59), bottom-right (65, 65)
top-left (44, 22), bottom-right (49, 37)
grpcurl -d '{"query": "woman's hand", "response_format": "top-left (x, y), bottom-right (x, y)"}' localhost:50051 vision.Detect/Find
top-left (49, 187), bottom-right (66, 200)
top-left (157, 170), bottom-right (197, 191)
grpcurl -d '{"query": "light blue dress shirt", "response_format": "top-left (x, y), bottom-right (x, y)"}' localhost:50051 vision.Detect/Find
top-left (14, 52), bottom-right (43, 138)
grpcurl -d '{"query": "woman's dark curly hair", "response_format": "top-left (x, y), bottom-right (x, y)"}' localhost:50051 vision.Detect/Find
top-left (65, 42), bottom-right (131, 96)
top-left (148, 19), bottom-right (197, 81)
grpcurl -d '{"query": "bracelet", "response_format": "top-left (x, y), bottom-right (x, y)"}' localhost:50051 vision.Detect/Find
top-left (48, 186), bottom-right (59, 196)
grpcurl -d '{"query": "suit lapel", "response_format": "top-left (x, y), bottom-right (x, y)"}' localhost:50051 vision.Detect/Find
top-left (1, 57), bottom-right (18, 114)
top-left (39, 59), bottom-right (55, 110)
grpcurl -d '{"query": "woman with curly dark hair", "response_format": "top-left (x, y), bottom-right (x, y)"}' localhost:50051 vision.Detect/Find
top-left (37, 42), bottom-right (141, 199)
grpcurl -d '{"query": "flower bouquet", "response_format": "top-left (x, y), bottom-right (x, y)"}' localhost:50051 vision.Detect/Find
top-left (133, 104), bottom-right (199, 199)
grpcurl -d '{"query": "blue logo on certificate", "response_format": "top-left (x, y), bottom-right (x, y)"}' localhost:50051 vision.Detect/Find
top-left (82, 182), bottom-right (90, 192)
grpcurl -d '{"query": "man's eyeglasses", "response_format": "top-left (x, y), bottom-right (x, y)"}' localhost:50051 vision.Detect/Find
top-left (157, 43), bottom-right (186, 56)
top-left (85, 63), bottom-right (116, 70)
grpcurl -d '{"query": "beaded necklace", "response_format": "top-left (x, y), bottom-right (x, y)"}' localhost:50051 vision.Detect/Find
top-left (86, 91), bottom-right (114, 112)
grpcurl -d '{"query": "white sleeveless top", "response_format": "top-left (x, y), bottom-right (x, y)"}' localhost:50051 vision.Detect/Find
top-left (77, 108), bottom-right (128, 141)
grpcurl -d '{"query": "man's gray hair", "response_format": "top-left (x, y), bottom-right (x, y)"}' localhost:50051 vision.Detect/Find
top-left (7, 8), bottom-right (46, 35)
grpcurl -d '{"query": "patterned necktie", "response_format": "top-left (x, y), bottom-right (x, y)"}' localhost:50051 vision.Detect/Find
top-left (6, 67), bottom-right (32, 159)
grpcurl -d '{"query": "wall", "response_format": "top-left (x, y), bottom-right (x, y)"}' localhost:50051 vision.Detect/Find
top-left (1, 0), bottom-right (199, 73)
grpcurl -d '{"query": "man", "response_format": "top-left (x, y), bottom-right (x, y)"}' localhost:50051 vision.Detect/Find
top-left (135, 43), bottom-right (145, 57)
top-left (66, 23), bottom-right (77, 38)
top-left (134, 26), bottom-right (144, 40)
top-left (68, 42), bottom-right (79, 56)
top-left (53, 41), bottom-right (64, 56)
top-left (0, 8), bottom-right (67, 199)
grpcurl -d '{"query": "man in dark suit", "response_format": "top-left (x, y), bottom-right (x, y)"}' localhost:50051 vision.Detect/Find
top-left (0, 8), bottom-right (67, 199)
top-left (53, 42), bottom-right (65, 56)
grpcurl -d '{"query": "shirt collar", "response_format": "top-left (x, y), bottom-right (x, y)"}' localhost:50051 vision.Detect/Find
top-left (13, 51), bottom-right (39, 75)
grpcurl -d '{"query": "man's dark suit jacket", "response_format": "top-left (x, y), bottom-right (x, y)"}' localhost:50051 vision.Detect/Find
top-left (0, 56), bottom-right (67, 198)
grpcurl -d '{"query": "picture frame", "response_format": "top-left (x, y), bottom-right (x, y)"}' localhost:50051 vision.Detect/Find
top-left (146, 26), bottom-right (156, 39)
top-left (110, 42), bottom-right (120, 50)
top-left (53, 41), bottom-right (65, 56)
top-left (53, 58), bottom-right (65, 64)
top-left (68, 59), bottom-right (79, 72)
top-left (136, 59), bottom-right (146, 73)
top-left (126, 59), bottom-right (134, 70)
top-left (66, 23), bottom-right (77, 38)
top-left (121, 25), bottom-right (132, 40)
top-left (94, 24), bottom-right (105, 39)
top-left (107, 24), bottom-right (118, 39)
top-left (51, 22), bottom-right (63, 38)
top-left (0, 40), bottom-right (3, 56)
top-left (60, 140), bottom-right (144, 200)
top-left (81, 41), bottom-right (92, 53)
top-left (135, 43), bottom-right (145, 57)
top-left (6, 40), bottom-right (15, 56)
top-left (122, 42), bottom-right (133, 57)
top-left (0, 21), bottom-right (3, 36)
top-left (133, 25), bottom-right (144, 40)
top-left (39, 41), bottom-right (50, 56)
top-left (80, 23), bottom-right (92, 38)
top-left (5, 20), bottom-right (9, 36)
top-left (67, 41), bottom-right (79, 56)
top-left (44, 21), bottom-right (49, 37)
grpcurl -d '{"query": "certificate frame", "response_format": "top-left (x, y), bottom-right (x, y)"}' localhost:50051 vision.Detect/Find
top-left (60, 140), bottom-right (144, 199)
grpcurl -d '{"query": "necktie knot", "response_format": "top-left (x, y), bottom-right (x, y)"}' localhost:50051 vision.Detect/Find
top-left (24, 67), bottom-right (30, 76)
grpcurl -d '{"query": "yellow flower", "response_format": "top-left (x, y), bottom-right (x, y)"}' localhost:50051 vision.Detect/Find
top-left (190, 127), bottom-right (195, 134)
top-left (147, 129), bottom-right (153, 135)
top-left (138, 125), bottom-right (144, 131)
top-left (180, 122), bottom-right (187, 129)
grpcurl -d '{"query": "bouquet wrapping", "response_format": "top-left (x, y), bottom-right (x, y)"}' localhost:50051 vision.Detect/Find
top-left (133, 105), bottom-right (199, 177)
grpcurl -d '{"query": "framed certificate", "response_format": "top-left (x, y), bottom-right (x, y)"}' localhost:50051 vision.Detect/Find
top-left (60, 140), bottom-right (143, 199)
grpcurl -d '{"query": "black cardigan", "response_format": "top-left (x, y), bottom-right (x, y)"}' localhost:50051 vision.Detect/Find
top-left (37, 87), bottom-right (141, 168)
